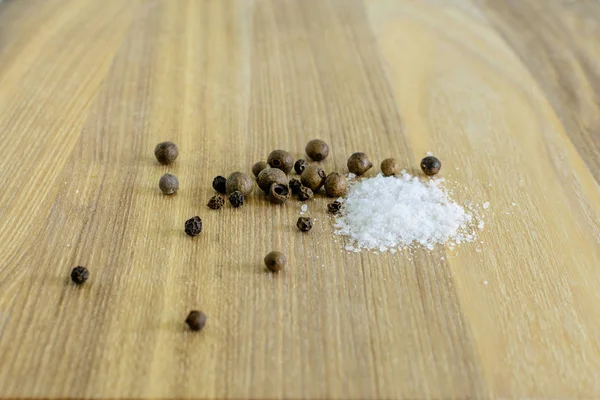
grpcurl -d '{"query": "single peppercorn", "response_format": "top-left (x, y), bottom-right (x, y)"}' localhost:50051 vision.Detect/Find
top-left (264, 251), bottom-right (286, 272)
top-left (70, 266), bottom-right (89, 284)
top-left (154, 141), bottom-right (178, 165)
top-left (289, 178), bottom-right (302, 194)
top-left (294, 159), bottom-right (308, 175)
top-left (327, 200), bottom-right (342, 214)
top-left (301, 165), bottom-right (326, 192)
top-left (212, 176), bottom-right (227, 194)
top-left (267, 150), bottom-right (294, 174)
top-left (324, 172), bottom-right (347, 197)
top-left (184, 216), bottom-right (202, 236)
top-left (420, 156), bottom-right (441, 176)
top-left (158, 173), bottom-right (179, 195)
top-left (257, 167), bottom-right (288, 193)
top-left (296, 217), bottom-right (313, 232)
top-left (229, 191), bottom-right (244, 208)
top-left (347, 152), bottom-right (373, 176)
top-left (305, 139), bottom-right (329, 161)
top-left (252, 161), bottom-right (268, 177)
top-left (226, 172), bottom-right (253, 195)
top-left (381, 158), bottom-right (401, 176)
top-left (269, 183), bottom-right (290, 204)
top-left (207, 195), bottom-right (225, 210)
top-left (298, 185), bottom-right (314, 201)
top-left (185, 310), bottom-right (207, 332)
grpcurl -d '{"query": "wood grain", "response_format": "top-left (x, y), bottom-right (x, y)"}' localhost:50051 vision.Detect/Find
top-left (1, 0), bottom-right (600, 398)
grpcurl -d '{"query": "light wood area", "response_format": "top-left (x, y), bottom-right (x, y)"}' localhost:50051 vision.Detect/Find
top-left (1, 0), bottom-right (600, 398)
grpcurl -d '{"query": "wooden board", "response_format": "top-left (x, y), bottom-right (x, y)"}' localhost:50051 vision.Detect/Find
top-left (1, 0), bottom-right (600, 398)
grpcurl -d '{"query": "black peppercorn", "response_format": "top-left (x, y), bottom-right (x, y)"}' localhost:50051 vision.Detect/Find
top-left (184, 216), bottom-right (202, 236)
top-left (267, 150), bottom-right (294, 174)
top-left (420, 156), bottom-right (441, 176)
top-left (347, 152), bottom-right (373, 175)
top-left (185, 310), bottom-right (207, 331)
top-left (226, 172), bottom-right (253, 195)
top-left (269, 183), bottom-right (290, 204)
top-left (252, 161), bottom-right (268, 177)
top-left (324, 172), bottom-right (347, 197)
top-left (207, 195), bottom-right (225, 210)
top-left (229, 191), bottom-right (244, 208)
top-left (301, 165), bottom-right (326, 192)
top-left (264, 251), bottom-right (286, 272)
top-left (71, 266), bottom-right (89, 284)
top-left (154, 141), bottom-right (178, 165)
top-left (298, 185), bottom-right (314, 201)
top-left (381, 158), bottom-right (401, 176)
top-left (289, 178), bottom-right (302, 194)
top-left (257, 167), bottom-right (288, 193)
top-left (305, 139), bottom-right (329, 161)
top-left (327, 200), bottom-right (342, 214)
top-left (159, 173), bottom-right (179, 195)
top-left (294, 159), bottom-right (308, 175)
top-left (296, 217), bottom-right (313, 232)
top-left (212, 176), bottom-right (227, 194)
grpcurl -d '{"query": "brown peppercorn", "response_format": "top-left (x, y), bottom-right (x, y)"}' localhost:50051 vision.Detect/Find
top-left (267, 150), bottom-right (294, 174)
top-left (381, 158), bottom-right (401, 176)
top-left (212, 176), bottom-right (227, 194)
top-left (305, 139), bottom-right (329, 161)
top-left (71, 266), bottom-right (89, 284)
top-left (269, 183), bottom-right (290, 204)
top-left (154, 141), bottom-right (178, 165)
top-left (252, 161), bottom-right (268, 177)
top-left (327, 200), bottom-right (342, 214)
top-left (264, 251), bottom-right (286, 272)
top-left (229, 191), bottom-right (244, 208)
top-left (294, 159), bottom-right (308, 175)
top-left (324, 172), bottom-right (347, 197)
top-left (347, 152), bottom-right (373, 175)
top-left (184, 216), bottom-right (202, 236)
top-left (226, 172), bottom-right (253, 195)
top-left (158, 173), bottom-right (179, 195)
top-left (296, 217), bottom-right (313, 232)
top-left (301, 165), bottom-right (326, 192)
top-left (257, 167), bottom-right (288, 193)
top-left (289, 178), bottom-right (302, 194)
top-left (298, 185), bottom-right (314, 201)
top-left (207, 195), bottom-right (225, 210)
top-left (420, 156), bottom-right (441, 176)
top-left (185, 310), bottom-right (207, 331)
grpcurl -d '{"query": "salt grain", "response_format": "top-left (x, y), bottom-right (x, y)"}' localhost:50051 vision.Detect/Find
top-left (483, 202), bottom-right (490, 209)
top-left (301, 204), bottom-right (308, 212)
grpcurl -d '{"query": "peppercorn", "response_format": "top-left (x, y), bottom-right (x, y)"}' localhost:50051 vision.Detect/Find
top-left (257, 168), bottom-right (288, 193)
top-left (296, 217), bottom-right (313, 232)
top-left (327, 200), bottom-right (342, 214)
top-left (381, 158), bottom-right (401, 176)
top-left (305, 139), bottom-right (329, 161)
top-left (324, 172), bottom-right (347, 197)
top-left (70, 266), bottom-right (89, 284)
top-left (269, 183), bottom-right (290, 204)
top-left (264, 251), bottom-right (286, 272)
top-left (347, 152), bottom-right (373, 175)
top-left (267, 150), bottom-right (294, 174)
top-left (185, 310), bottom-right (207, 332)
top-left (154, 141), bottom-right (178, 165)
top-left (252, 161), bottom-right (268, 177)
top-left (158, 173), bottom-right (179, 195)
top-left (207, 195), bottom-right (225, 210)
top-left (298, 185), bottom-right (314, 201)
top-left (229, 191), bottom-right (244, 208)
top-left (420, 156), bottom-right (441, 176)
top-left (301, 165), bottom-right (326, 192)
top-left (294, 159), bottom-right (308, 175)
top-left (226, 172), bottom-right (253, 195)
top-left (184, 216), bottom-right (202, 236)
top-left (212, 176), bottom-right (227, 194)
top-left (289, 178), bottom-right (302, 194)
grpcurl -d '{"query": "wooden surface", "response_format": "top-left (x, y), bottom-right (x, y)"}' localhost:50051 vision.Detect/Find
top-left (1, 0), bottom-right (600, 398)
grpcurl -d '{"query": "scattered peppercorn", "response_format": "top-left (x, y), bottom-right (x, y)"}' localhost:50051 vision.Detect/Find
top-left (264, 251), bottom-right (286, 272)
top-left (257, 167), bottom-right (288, 193)
top-left (381, 158), bottom-right (401, 176)
top-left (347, 152), bottom-right (373, 175)
top-left (158, 173), bottom-right (179, 195)
top-left (207, 195), bottom-right (225, 210)
top-left (420, 156), bottom-right (441, 176)
top-left (70, 266), bottom-right (89, 284)
top-left (327, 200), bottom-right (342, 214)
top-left (212, 176), bottom-right (227, 194)
top-left (296, 217), bottom-right (313, 232)
top-left (305, 139), bottom-right (329, 161)
top-left (294, 159), bottom-right (308, 175)
top-left (184, 216), bottom-right (202, 236)
top-left (185, 310), bottom-right (207, 332)
top-left (301, 165), bottom-right (326, 192)
top-left (267, 150), bottom-right (294, 174)
top-left (226, 172), bottom-right (253, 195)
top-left (269, 183), bottom-right (290, 204)
top-left (324, 172), bottom-right (347, 197)
top-left (289, 178), bottom-right (302, 194)
top-left (298, 185), bottom-right (314, 201)
top-left (229, 191), bottom-right (244, 208)
top-left (154, 141), bottom-right (178, 165)
top-left (252, 161), bottom-right (268, 177)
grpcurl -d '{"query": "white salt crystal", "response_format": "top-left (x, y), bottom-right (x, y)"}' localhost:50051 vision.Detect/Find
top-left (426, 151), bottom-right (433, 156)
top-left (511, 202), bottom-right (516, 206)
top-left (483, 280), bottom-right (488, 285)
top-left (301, 204), bottom-right (307, 212)
top-left (483, 202), bottom-right (490, 209)
top-left (478, 221), bottom-right (485, 230)
top-left (347, 173), bottom-right (356, 179)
